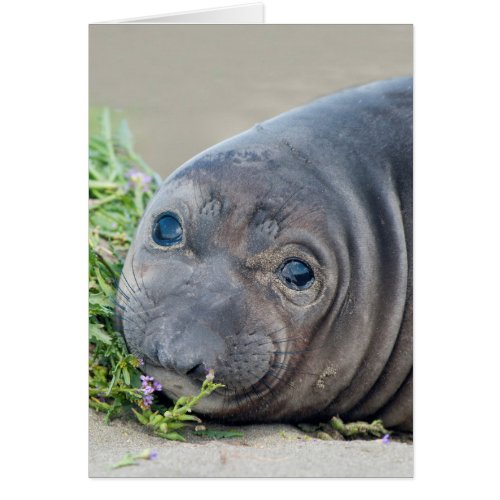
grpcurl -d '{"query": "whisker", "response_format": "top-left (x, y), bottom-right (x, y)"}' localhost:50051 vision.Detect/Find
top-left (282, 206), bottom-right (323, 228)
top-left (233, 389), bottom-right (244, 410)
top-left (254, 335), bottom-right (304, 347)
top-left (255, 376), bottom-right (276, 396)
top-left (249, 383), bottom-right (263, 400)
top-left (265, 369), bottom-right (295, 389)
top-left (241, 388), bottom-right (254, 407)
top-left (272, 362), bottom-right (319, 377)
top-left (120, 302), bottom-right (164, 318)
top-left (250, 344), bottom-right (325, 356)
top-left (113, 282), bottom-right (130, 302)
top-left (117, 267), bottom-right (155, 323)
top-left (112, 297), bottom-right (126, 312)
top-left (272, 186), bottom-right (304, 221)
top-left (244, 323), bottom-right (288, 340)
top-left (121, 272), bottom-right (138, 296)
top-left (132, 251), bottom-right (156, 312)
top-left (111, 291), bottom-right (149, 324)
top-left (130, 251), bottom-right (142, 293)
top-left (115, 313), bottom-right (146, 331)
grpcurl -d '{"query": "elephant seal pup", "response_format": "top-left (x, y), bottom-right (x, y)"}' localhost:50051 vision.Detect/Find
top-left (117, 77), bottom-right (413, 430)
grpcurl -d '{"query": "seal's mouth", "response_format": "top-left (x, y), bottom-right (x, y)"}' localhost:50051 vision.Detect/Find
top-left (141, 362), bottom-right (240, 415)
top-left (143, 363), bottom-right (203, 399)
top-left (141, 355), bottom-right (289, 418)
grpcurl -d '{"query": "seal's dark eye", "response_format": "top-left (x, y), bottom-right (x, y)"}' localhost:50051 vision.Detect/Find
top-left (152, 213), bottom-right (183, 246)
top-left (279, 259), bottom-right (315, 291)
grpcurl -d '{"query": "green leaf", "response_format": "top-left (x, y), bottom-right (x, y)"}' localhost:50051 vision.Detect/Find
top-left (89, 293), bottom-right (106, 304)
top-left (165, 422), bottom-right (185, 430)
top-left (151, 414), bottom-right (163, 426)
top-left (89, 323), bottom-right (112, 345)
top-left (193, 429), bottom-right (244, 439)
top-left (122, 366), bottom-right (131, 385)
top-left (155, 430), bottom-right (186, 442)
top-left (111, 453), bottom-right (138, 469)
top-left (132, 409), bottom-right (149, 425)
top-left (130, 369), bottom-right (142, 387)
top-left (175, 414), bottom-right (202, 422)
top-left (95, 267), bottom-right (114, 298)
top-left (164, 432), bottom-right (187, 442)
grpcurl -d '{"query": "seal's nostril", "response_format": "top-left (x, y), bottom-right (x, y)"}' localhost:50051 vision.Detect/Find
top-left (185, 363), bottom-right (205, 378)
top-left (186, 364), bottom-right (199, 376)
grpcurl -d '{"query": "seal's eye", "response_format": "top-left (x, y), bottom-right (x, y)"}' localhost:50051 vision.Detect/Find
top-left (152, 212), bottom-right (183, 246)
top-left (279, 259), bottom-right (315, 291)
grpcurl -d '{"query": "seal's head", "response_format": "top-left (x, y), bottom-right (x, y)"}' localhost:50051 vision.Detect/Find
top-left (117, 138), bottom-right (345, 422)
top-left (117, 78), bottom-right (412, 426)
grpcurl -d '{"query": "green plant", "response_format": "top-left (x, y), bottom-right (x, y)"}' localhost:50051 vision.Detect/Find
top-left (330, 416), bottom-right (391, 439)
top-left (133, 371), bottom-right (223, 442)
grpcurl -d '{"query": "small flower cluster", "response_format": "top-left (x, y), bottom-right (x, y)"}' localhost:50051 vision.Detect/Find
top-left (139, 374), bottom-right (162, 409)
top-left (125, 168), bottom-right (152, 192)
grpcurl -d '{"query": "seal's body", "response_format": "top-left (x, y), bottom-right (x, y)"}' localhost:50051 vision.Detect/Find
top-left (118, 77), bottom-right (413, 430)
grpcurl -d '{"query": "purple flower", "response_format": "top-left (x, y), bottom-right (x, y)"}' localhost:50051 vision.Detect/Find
top-left (125, 168), bottom-right (152, 192)
top-left (135, 449), bottom-right (159, 461)
top-left (141, 394), bottom-right (153, 408)
top-left (142, 385), bottom-right (154, 395)
top-left (382, 434), bottom-right (391, 444)
top-left (138, 374), bottom-right (163, 408)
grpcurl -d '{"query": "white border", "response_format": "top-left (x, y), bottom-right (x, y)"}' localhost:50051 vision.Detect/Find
top-left (2, 0), bottom-right (499, 498)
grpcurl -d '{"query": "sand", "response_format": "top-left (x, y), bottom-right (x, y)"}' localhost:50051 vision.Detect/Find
top-left (88, 410), bottom-right (413, 478)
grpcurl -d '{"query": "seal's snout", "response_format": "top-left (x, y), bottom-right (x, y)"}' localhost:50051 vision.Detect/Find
top-left (156, 323), bottom-right (225, 381)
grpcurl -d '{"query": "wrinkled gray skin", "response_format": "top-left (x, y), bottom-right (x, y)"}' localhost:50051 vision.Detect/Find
top-left (117, 77), bottom-right (413, 430)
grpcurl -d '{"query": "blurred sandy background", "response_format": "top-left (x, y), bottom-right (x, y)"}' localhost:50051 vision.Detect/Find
top-left (89, 24), bottom-right (412, 178)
